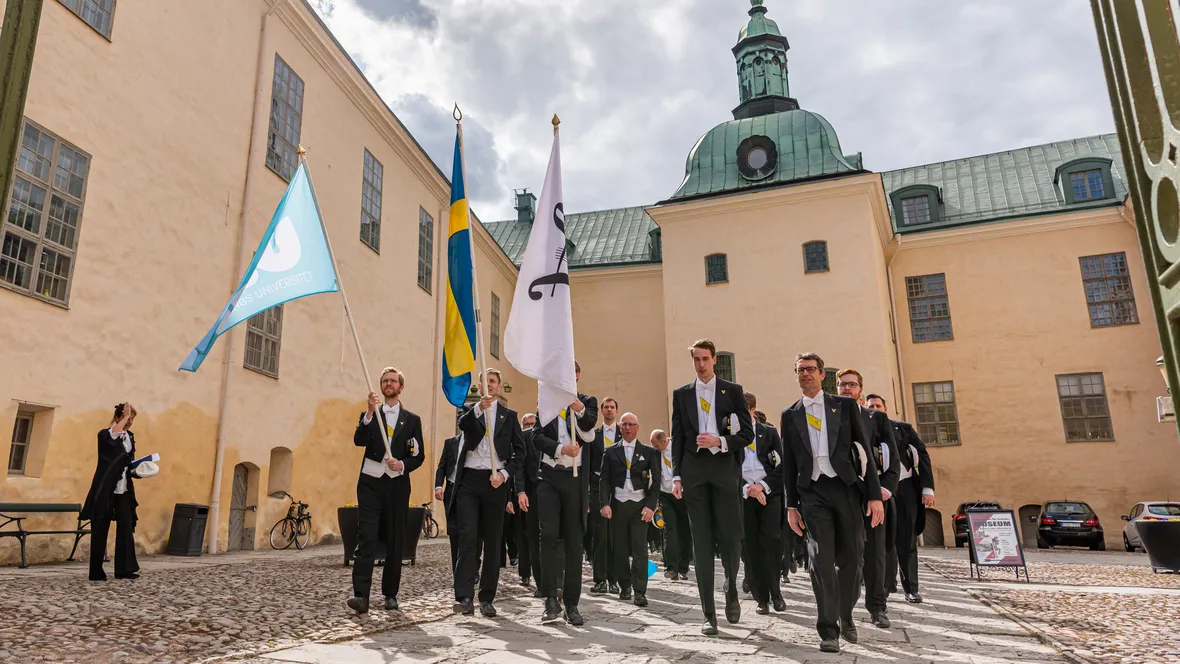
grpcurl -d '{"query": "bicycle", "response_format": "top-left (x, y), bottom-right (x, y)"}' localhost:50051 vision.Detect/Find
top-left (269, 491), bottom-right (312, 550)
top-left (421, 502), bottom-right (440, 540)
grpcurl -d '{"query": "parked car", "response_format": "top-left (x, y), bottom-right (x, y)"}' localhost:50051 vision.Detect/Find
top-left (953, 501), bottom-right (1003, 547)
top-left (1121, 502), bottom-right (1180, 552)
top-left (1037, 501), bottom-right (1105, 550)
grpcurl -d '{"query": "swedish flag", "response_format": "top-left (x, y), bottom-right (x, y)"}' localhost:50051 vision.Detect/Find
top-left (442, 132), bottom-right (477, 407)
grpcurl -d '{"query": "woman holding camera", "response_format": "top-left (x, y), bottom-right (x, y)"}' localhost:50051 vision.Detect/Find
top-left (81, 403), bottom-right (145, 581)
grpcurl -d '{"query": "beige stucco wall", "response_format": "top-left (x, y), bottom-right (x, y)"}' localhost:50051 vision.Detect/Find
top-left (0, 0), bottom-right (485, 563)
top-left (648, 175), bottom-right (901, 426)
top-left (569, 265), bottom-right (669, 436)
top-left (894, 208), bottom-right (1179, 546)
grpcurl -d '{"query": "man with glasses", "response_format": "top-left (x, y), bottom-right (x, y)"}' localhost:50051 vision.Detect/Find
top-left (835, 368), bottom-right (900, 629)
top-left (598, 412), bottom-right (660, 607)
top-left (670, 339), bottom-right (754, 636)
top-left (782, 353), bottom-right (884, 653)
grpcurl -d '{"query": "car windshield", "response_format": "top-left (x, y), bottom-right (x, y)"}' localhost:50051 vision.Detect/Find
top-left (1147, 504), bottom-right (1180, 516)
top-left (964, 502), bottom-right (1000, 511)
top-left (1046, 502), bottom-right (1091, 516)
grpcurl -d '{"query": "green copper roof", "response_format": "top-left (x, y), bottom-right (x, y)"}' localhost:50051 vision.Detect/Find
top-left (882, 133), bottom-right (1127, 232)
top-left (667, 109), bottom-right (863, 201)
top-left (739, 1), bottom-right (782, 41)
top-left (484, 206), bottom-right (659, 269)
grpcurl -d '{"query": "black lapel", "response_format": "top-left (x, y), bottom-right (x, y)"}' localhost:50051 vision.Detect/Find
top-left (823, 394), bottom-right (839, 457)
top-left (791, 404), bottom-right (809, 449)
top-left (684, 386), bottom-right (700, 434)
top-left (394, 410), bottom-right (409, 448)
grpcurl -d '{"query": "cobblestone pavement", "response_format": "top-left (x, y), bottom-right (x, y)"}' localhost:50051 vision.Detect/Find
top-left (234, 560), bottom-right (1066, 664)
top-left (918, 552), bottom-right (1180, 663)
top-left (921, 554), bottom-right (1180, 589)
top-left (0, 539), bottom-right (497, 664)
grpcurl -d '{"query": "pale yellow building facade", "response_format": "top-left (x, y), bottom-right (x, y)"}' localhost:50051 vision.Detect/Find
top-left (0, 0), bottom-right (1174, 566)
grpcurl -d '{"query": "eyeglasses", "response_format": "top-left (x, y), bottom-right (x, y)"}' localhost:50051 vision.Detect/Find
top-left (619, 422), bottom-right (638, 427)
top-left (837, 381), bottom-right (860, 388)
top-left (795, 366), bottom-right (821, 375)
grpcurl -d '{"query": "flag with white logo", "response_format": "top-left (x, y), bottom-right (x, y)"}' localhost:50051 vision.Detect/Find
top-left (504, 122), bottom-right (577, 423)
top-left (180, 162), bottom-right (338, 372)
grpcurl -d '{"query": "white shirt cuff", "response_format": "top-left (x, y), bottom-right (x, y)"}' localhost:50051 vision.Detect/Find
top-left (673, 476), bottom-right (681, 482)
top-left (499, 469), bottom-right (510, 483)
top-left (719, 436), bottom-right (728, 453)
top-left (922, 488), bottom-right (934, 497)
top-left (760, 480), bottom-right (771, 495)
top-left (362, 412), bottom-right (373, 425)
top-left (474, 403), bottom-right (484, 417)
top-left (742, 482), bottom-right (751, 498)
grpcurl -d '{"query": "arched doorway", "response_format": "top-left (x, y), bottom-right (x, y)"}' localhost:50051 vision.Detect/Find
top-left (228, 463), bottom-right (259, 551)
top-left (920, 509), bottom-right (944, 547)
top-left (1018, 504), bottom-right (1041, 549)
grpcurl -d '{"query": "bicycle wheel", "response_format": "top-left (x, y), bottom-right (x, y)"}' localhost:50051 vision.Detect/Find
top-left (426, 517), bottom-right (440, 539)
top-left (269, 518), bottom-right (294, 550)
top-left (294, 517), bottom-right (311, 550)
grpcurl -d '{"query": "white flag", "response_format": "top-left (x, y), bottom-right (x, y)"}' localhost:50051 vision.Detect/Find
top-left (504, 126), bottom-right (577, 425)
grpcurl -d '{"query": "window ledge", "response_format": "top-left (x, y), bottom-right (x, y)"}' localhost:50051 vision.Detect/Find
top-left (245, 365), bottom-right (280, 380)
top-left (0, 282), bottom-right (71, 310)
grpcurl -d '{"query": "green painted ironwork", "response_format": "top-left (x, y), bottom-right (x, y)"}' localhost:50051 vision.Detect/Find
top-left (0, 0), bottom-right (43, 215)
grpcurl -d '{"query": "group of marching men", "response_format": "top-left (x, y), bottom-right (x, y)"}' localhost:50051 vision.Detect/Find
top-left (346, 340), bottom-right (935, 654)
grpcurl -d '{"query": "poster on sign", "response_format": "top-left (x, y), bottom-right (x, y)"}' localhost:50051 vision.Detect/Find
top-left (966, 509), bottom-right (1029, 582)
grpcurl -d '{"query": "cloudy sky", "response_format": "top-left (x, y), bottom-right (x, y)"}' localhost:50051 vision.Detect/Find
top-left (308, 0), bottom-right (1115, 222)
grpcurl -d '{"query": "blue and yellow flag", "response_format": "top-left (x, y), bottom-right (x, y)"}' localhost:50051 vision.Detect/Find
top-left (442, 132), bottom-right (478, 407)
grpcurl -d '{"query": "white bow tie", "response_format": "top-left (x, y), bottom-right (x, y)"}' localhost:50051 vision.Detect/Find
top-left (383, 405), bottom-right (398, 413)
top-left (802, 395), bottom-right (824, 408)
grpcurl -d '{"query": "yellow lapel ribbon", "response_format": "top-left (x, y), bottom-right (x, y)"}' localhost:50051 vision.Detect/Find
top-left (806, 413), bottom-right (823, 431)
top-left (699, 396), bottom-right (711, 414)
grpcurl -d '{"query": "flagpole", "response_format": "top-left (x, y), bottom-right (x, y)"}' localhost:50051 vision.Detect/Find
top-left (455, 105), bottom-right (496, 477)
top-left (549, 115), bottom-right (578, 478)
top-left (299, 147), bottom-right (393, 460)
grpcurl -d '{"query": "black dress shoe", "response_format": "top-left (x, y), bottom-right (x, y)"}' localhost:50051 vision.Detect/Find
top-left (590, 581), bottom-right (608, 594)
top-left (564, 606), bottom-right (584, 626)
top-left (619, 587), bottom-right (632, 601)
top-left (453, 598), bottom-right (474, 615)
top-left (755, 602), bottom-right (770, 615)
top-left (385, 597), bottom-right (399, 611)
top-left (905, 592), bottom-right (923, 604)
top-left (480, 602), bottom-right (497, 617)
top-left (872, 612), bottom-right (891, 629)
top-left (633, 593), bottom-right (647, 607)
top-left (742, 578), bottom-right (751, 594)
top-left (521, 577), bottom-right (531, 587)
top-left (347, 596), bottom-right (369, 614)
top-left (772, 596), bottom-right (787, 612)
top-left (89, 576), bottom-right (108, 582)
top-left (541, 598), bottom-right (562, 623)
top-left (608, 582), bottom-right (620, 595)
top-left (664, 569), bottom-right (677, 580)
top-left (840, 623), bottom-right (859, 644)
top-left (115, 572), bottom-right (140, 580)
top-left (701, 617), bottom-right (719, 636)
top-left (820, 638), bottom-right (840, 653)
top-left (725, 593), bottom-right (741, 624)
top-left (533, 588), bottom-right (545, 598)
top-left (510, 557), bottom-right (519, 567)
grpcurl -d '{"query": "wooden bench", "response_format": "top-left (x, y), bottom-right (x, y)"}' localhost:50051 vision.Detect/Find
top-left (0, 503), bottom-right (90, 569)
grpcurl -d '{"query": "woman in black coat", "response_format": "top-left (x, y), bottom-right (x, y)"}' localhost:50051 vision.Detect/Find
top-left (81, 403), bottom-right (141, 581)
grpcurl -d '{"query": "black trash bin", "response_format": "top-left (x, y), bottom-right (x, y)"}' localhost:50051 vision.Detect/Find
top-left (166, 503), bottom-right (208, 556)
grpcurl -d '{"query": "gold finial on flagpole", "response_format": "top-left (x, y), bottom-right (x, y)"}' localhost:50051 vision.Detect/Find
top-left (552, 114), bottom-right (560, 134)
top-left (454, 104), bottom-right (463, 122)
top-left (297, 144), bottom-right (307, 156)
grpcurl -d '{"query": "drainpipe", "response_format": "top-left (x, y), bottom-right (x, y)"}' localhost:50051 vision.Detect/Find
top-left (887, 234), bottom-right (908, 420)
top-left (428, 201), bottom-right (446, 518)
top-left (207, 0), bottom-right (287, 555)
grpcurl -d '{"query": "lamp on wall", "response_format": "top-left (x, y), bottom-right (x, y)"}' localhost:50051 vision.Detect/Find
top-left (1158, 356), bottom-right (1175, 423)
top-left (1159, 356), bottom-right (1169, 394)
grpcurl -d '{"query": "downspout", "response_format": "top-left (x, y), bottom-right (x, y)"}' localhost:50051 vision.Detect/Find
top-left (207, 0), bottom-right (287, 555)
top-left (428, 201), bottom-right (446, 519)
top-left (887, 234), bottom-right (908, 420)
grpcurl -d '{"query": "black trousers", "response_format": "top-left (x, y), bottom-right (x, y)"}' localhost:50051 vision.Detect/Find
top-left (501, 508), bottom-right (518, 566)
top-left (453, 469), bottom-right (508, 603)
top-left (89, 493), bottom-right (138, 580)
top-left (799, 475), bottom-right (865, 641)
top-left (660, 491), bottom-right (692, 574)
top-left (445, 485), bottom-right (459, 575)
top-left (894, 482), bottom-right (921, 594)
top-left (538, 465), bottom-right (584, 607)
top-left (519, 485), bottom-right (541, 583)
top-left (863, 496), bottom-right (896, 613)
top-left (352, 474), bottom-right (409, 599)
top-left (589, 508), bottom-right (615, 584)
top-left (743, 493), bottom-right (783, 605)
top-left (610, 499), bottom-right (650, 594)
top-left (682, 455), bottom-right (742, 619)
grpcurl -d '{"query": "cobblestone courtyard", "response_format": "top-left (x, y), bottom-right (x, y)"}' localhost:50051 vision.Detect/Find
top-left (1, 540), bottom-right (1176, 663)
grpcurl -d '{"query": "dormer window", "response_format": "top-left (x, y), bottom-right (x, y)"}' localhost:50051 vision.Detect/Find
top-left (901, 195), bottom-right (931, 226)
top-left (889, 184), bottom-right (942, 228)
top-left (1054, 157), bottom-right (1114, 205)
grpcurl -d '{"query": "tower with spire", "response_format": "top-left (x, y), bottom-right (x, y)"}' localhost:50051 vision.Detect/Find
top-left (732, 0), bottom-right (799, 120)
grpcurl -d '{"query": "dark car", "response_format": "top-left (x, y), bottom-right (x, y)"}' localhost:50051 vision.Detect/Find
top-left (1037, 501), bottom-right (1105, 550)
top-left (953, 501), bottom-right (1002, 547)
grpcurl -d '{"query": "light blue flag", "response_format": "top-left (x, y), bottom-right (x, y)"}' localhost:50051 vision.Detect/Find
top-left (180, 162), bottom-right (339, 372)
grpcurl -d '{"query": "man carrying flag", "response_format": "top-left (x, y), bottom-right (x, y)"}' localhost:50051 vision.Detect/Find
top-left (504, 116), bottom-right (595, 627)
